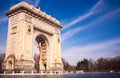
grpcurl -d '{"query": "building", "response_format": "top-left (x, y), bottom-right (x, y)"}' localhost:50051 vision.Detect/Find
top-left (2, 2), bottom-right (63, 72)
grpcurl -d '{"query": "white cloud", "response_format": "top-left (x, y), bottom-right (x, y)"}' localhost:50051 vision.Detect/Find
top-left (0, 44), bottom-right (6, 53)
top-left (62, 0), bottom-right (104, 30)
top-left (61, 26), bottom-right (85, 41)
top-left (89, 0), bottom-right (104, 13)
top-left (61, 8), bottom-right (120, 41)
top-left (0, 16), bottom-right (7, 53)
top-left (34, 0), bottom-right (40, 7)
top-left (24, 0), bottom-right (40, 7)
top-left (91, 8), bottom-right (120, 24)
top-left (62, 38), bottom-right (120, 65)
top-left (63, 12), bottom-right (93, 30)
top-left (0, 17), bottom-right (7, 23)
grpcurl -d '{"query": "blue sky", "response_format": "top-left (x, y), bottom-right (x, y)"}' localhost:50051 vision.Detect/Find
top-left (0, 0), bottom-right (120, 65)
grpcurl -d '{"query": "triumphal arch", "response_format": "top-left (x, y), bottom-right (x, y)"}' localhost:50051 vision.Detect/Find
top-left (2, 2), bottom-right (63, 72)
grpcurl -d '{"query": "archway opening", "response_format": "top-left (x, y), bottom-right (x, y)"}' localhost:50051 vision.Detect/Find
top-left (6, 55), bottom-right (15, 70)
top-left (34, 35), bottom-right (47, 71)
top-left (8, 61), bottom-right (12, 69)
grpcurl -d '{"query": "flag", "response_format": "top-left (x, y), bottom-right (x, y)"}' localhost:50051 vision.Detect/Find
top-left (37, 42), bottom-right (42, 64)
top-left (38, 54), bottom-right (41, 64)
top-left (37, 42), bottom-right (42, 51)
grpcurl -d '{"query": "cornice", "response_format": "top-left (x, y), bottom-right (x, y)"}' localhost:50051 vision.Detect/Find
top-left (6, 2), bottom-right (62, 28)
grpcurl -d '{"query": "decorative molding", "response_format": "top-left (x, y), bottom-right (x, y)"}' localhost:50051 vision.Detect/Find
top-left (6, 2), bottom-right (62, 29)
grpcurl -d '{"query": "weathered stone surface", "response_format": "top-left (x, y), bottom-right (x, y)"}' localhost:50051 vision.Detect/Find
top-left (3, 1), bottom-right (63, 72)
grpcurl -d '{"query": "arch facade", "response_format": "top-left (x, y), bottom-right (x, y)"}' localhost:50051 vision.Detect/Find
top-left (3, 2), bottom-right (63, 72)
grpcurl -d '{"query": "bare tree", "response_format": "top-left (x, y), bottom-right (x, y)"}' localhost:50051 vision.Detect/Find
top-left (0, 53), bottom-right (5, 73)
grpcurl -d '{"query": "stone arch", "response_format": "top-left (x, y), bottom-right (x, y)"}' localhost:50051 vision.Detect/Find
top-left (6, 54), bottom-right (16, 60)
top-left (3, 1), bottom-right (63, 72)
top-left (34, 32), bottom-right (51, 46)
top-left (34, 32), bottom-right (52, 70)
top-left (5, 54), bottom-right (16, 70)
